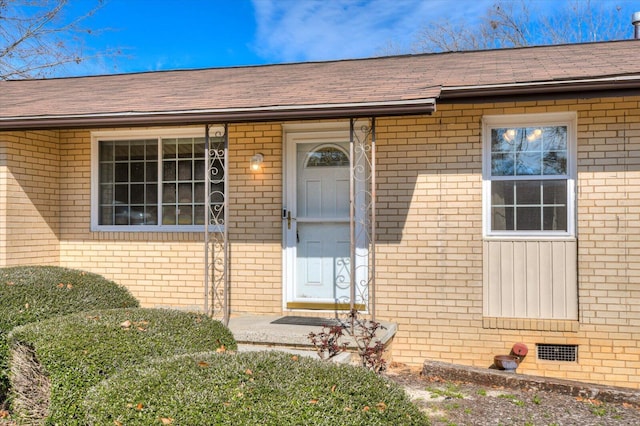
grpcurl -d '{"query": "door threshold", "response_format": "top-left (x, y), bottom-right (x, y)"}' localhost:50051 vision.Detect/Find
top-left (286, 302), bottom-right (366, 311)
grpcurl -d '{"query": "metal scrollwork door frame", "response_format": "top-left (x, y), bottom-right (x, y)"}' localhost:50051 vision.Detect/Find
top-left (204, 124), bottom-right (229, 325)
top-left (350, 117), bottom-right (376, 320)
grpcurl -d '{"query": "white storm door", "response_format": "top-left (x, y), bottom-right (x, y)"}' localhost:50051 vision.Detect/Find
top-left (284, 132), bottom-right (352, 308)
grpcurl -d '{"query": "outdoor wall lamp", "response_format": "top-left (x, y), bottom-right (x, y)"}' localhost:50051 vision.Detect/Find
top-left (250, 153), bottom-right (264, 172)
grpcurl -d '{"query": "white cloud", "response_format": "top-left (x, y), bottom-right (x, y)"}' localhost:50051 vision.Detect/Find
top-left (250, 0), bottom-right (493, 62)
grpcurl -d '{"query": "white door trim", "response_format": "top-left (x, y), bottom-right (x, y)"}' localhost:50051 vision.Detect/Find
top-left (282, 122), bottom-right (352, 311)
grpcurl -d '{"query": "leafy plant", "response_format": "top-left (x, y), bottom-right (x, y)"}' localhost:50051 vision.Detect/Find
top-left (84, 351), bottom-right (429, 425)
top-left (578, 397), bottom-right (613, 417)
top-left (308, 309), bottom-right (388, 373)
top-left (0, 266), bottom-right (139, 403)
top-left (590, 405), bottom-right (608, 417)
top-left (7, 308), bottom-right (236, 425)
top-left (499, 393), bottom-right (525, 407)
top-left (347, 309), bottom-right (387, 373)
top-left (427, 384), bottom-right (464, 399)
top-left (308, 324), bottom-right (347, 360)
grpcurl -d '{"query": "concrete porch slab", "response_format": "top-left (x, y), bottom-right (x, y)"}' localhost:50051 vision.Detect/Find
top-left (227, 315), bottom-right (397, 349)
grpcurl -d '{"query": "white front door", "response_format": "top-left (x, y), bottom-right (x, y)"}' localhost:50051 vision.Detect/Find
top-left (284, 126), bottom-right (353, 309)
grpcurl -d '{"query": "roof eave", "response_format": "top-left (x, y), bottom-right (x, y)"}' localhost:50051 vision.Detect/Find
top-left (439, 76), bottom-right (640, 101)
top-left (0, 99), bottom-right (437, 131)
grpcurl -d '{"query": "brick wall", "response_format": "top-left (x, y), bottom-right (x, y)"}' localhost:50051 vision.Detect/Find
top-left (374, 97), bottom-right (640, 388)
top-left (2, 95), bottom-right (639, 388)
top-left (0, 131), bottom-right (60, 266)
top-left (226, 123), bottom-right (283, 314)
top-left (0, 137), bottom-right (6, 265)
top-left (56, 124), bottom-right (284, 313)
top-left (573, 97), bottom-right (640, 386)
top-left (57, 128), bottom-right (207, 310)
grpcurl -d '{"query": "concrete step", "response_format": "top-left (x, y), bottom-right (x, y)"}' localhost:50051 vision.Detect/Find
top-left (236, 343), bottom-right (352, 363)
top-left (227, 314), bottom-right (396, 364)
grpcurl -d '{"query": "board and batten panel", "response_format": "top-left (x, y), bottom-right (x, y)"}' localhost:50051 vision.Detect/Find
top-left (483, 240), bottom-right (577, 319)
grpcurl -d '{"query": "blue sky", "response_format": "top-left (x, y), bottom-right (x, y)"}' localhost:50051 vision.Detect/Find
top-left (65, 0), bottom-right (639, 76)
top-left (78, 0), bottom-right (488, 74)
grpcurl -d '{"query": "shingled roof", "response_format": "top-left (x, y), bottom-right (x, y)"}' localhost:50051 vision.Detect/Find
top-left (1, 40), bottom-right (640, 130)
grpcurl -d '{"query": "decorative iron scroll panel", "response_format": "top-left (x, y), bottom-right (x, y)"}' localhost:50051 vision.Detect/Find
top-left (204, 124), bottom-right (229, 325)
top-left (350, 118), bottom-right (376, 319)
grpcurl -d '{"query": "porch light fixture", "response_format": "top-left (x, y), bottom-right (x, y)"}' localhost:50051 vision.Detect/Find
top-left (250, 153), bottom-right (264, 172)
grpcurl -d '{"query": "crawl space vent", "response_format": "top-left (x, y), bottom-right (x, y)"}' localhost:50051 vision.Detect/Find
top-left (537, 344), bottom-right (578, 362)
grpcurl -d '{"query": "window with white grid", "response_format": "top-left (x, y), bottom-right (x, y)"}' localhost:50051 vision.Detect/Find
top-left (92, 128), bottom-right (224, 231)
top-left (483, 113), bottom-right (576, 238)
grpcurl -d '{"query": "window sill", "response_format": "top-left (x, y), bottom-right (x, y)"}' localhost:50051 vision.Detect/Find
top-left (483, 317), bottom-right (579, 332)
top-left (91, 225), bottom-right (224, 233)
top-left (483, 235), bottom-right (576, 242)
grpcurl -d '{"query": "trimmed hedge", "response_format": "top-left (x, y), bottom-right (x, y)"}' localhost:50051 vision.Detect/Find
top-left (85, 351), bottom-right (429, 425)
top-left (0, 266), bottom-right (139, 402)
top-left (8, 308), bottom-right (236, 425)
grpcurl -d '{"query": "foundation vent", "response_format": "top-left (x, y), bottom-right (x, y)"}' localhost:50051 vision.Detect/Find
top-left (536, 344), bottom-right (577, 362)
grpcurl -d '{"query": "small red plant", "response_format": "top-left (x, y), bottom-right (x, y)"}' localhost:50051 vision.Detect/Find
top-left (347, 309), bottom-right (387, 373)
top-left (308, 310), bottom-right (387, 373)
top-left (308, 324), bottom-right (347, 360)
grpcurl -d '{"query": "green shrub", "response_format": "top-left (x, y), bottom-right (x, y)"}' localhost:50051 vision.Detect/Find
top-left (8, 308), bottom-right (236, 425)
top-left (85, 351), bottom-right (429, 426)
top-left (0, 266), bottom-right (139, 402)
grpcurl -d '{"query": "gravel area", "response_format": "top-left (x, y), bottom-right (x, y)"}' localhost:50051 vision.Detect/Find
top-left (384, 363), bottom-right (640, 426)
